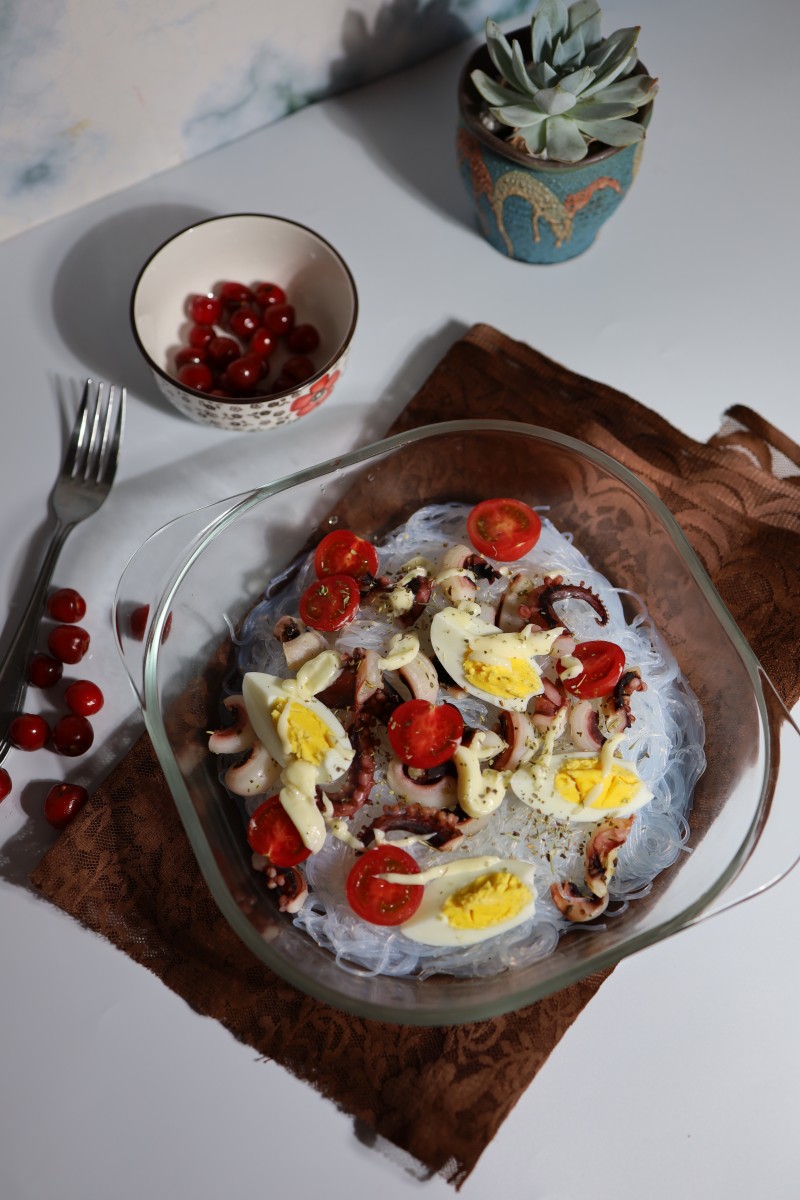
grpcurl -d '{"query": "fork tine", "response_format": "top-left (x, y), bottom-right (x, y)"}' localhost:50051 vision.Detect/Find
top-left (63, 379), bottom-right (93, 476)
top-left (99, 387), bottom-right (126, 486)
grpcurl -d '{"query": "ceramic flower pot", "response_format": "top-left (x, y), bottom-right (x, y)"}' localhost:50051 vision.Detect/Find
top-left (457, 34), bottom-right (651, 264)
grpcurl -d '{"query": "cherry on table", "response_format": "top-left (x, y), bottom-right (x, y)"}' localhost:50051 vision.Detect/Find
top-left (263, 303), bottom-right (295, 337)
top-left (64, 680), bottom-right (104, 717)
top-left (288, 323), bottom-right (321, 354)
top-left (10, 713), bottom-right (49, 751)
top-left (0, 767), bottom-right (11, 801)
top-left (46, 587), bottom-right (86, 624)
top-left (44, 782), bottom-right (89, 829)
top-left (51, 714), bottom-right (94, 757)
top-left (48, 625), bottom-right (90, 664)
top-left (188, 293), bottom-right (222, 325)
top-left (28, 653), bottom-right (63, 688)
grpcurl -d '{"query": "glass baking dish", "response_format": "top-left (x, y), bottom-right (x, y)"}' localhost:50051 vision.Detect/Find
top-left (114, 420), bottom-right (800, 1024)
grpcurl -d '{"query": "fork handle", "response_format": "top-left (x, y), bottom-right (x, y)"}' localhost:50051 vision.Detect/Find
top-left (0, 520), bottom-right (74, 765)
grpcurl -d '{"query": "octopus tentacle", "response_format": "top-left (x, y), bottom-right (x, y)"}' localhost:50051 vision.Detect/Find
top-left (536, 578), bottom-right (609, 631)
top-left (208, 695), bottom-right (255, 755)
top-left (569, 698), bottom-right (605, 750)
top-left (550, 881), bottom-right (609, 922)
top-left (360, 802), bottom-right (464, 851)
top-left (399, 574), bottom-right (432, 627)
top-left (601, 669), bottom-right (647, 734)
top-left (263, 863), bottom-right (308, 913)
top-left (386, 757), bottom-right (458, 809)
top-left (585, 815), bottom-right (635, 899)
top-left (319, 713), bottom-right (376, 818)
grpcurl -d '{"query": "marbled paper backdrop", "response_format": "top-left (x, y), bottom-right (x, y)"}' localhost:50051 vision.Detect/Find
top-left (0, 0), bottom-right (526, 243)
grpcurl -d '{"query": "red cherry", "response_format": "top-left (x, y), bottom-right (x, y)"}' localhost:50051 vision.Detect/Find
top-left (207, 336), bottom-right (240, 368)
top-left (250, 327), bottom-right (279, 357)
top-left (227, 306), bottom-right (261, 341)
top-left (46, 588), bottom-right (86, 623)
top-left (0, 768), bottom-right (11, 801)
top-left (223, 353), bottom-right (266, 395)
top-left (188, 324), bottom-right (214, 350)
top-left (283, 354), bottom-right (315, 384)
top-left (129, 605), bottom-right (172, 642)
top-left (130, 605), bottom-right (149, 639)
top-left (220, 281), bottom-right (255, 307)
top-left (177, 362), bottom-right (214, 392)
top-left (10, 713), bottom-right (49, 751)
top-left (64, 680), bottom-right (104, 716)
top-left (188, 293), bottom-right (222, 325)
top-left (255, 282), bottom-right (286, 308)
top-left (264, 303), bottom-right (295, 337)
top-left (44, 783), bottom-right (89, 829)
top-left (48, 625), bottom-right (90, 664)
top-left (175, 346), bottom-right (208, 369)
top-left (28, 653), bottom-right (63, 688)
top-left (51, 714), bottom-right (94, 757)
top-left (271, 374), bottom-right (294, 394)
top-left (288, 323), bottom-right (321, 354)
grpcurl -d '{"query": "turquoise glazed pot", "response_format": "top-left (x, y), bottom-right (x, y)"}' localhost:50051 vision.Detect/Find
top-left (457, 35), bottom-right (651, 264)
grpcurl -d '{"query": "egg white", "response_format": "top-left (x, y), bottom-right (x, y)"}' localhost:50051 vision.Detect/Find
top-left (510, 751), bottom-right (653, 823)
top-left (399, 856), bottom-right (536, 946)
top-left (430, 606), bottom-right (560, 712)
top-left (242, 671), bottom-right (354, 783)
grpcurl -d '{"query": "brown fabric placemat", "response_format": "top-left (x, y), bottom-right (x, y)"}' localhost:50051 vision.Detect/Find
top-left (31, 325), bottom-right (800, 1187)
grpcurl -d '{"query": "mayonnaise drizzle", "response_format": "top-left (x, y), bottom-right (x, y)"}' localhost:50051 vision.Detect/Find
top-left (379, 855), bottom-right (501, 886)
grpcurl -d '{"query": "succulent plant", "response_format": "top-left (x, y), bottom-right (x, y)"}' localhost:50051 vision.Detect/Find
top-left (471, 0), bottom-right (657, 164)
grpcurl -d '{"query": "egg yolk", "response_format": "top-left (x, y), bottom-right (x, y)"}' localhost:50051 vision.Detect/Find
top-left (442, 871), bottom-right (532, 929)
top-left (462, 656), bottom-right (540, 700)
top-left (272, 699), bottom-right (335, 767)
top-left (555, 758), bottom-right (641, 809)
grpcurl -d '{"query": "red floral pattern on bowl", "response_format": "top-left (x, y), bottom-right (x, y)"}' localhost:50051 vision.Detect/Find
top-left (291, 370), bottom-right (341, 418)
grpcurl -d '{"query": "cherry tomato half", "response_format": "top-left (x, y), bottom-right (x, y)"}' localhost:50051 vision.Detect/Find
top-left (246, 796), bottom-right (312, 868)
top-left (298, 575), bottom-right (360, 632)
top-left (346, 845), bottom-right (423, 926)
top-left (561, 640), bottom-right (626, 700)
top-left (466, 498), bottom-right (542, 562)
top-left (387, 699), bottom-right (464, 770)
top-left (314, 529), bottom-right (379, 580)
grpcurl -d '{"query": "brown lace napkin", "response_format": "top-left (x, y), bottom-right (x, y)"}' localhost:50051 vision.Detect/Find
top-left (30, 324), bottom-right (800, 1188)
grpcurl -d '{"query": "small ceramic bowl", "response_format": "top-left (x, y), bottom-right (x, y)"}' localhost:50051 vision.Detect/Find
top-left (130, 213), bottom-right (358, 431)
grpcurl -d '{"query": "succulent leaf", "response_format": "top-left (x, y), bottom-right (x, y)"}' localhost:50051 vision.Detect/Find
top-left (471, 69), bottom-right (534, 108)
top-left (511, 39), bottom-right (538, 94)
top-left (575, 117), bottom-right (645, 146)
top-left (545, 115), bottom-right (590, 162)
top-left (475, 6), bottom-right (654, 164)
top-left (535, 86), bottom-right (578, 115)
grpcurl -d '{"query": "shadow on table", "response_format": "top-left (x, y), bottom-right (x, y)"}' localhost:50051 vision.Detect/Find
top-left (325, 3), bottom-right (478, 229)
top-left (52, 203), bottom-right (213, 416)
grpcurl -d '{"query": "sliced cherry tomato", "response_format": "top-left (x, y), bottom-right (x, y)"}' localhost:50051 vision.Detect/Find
top-left (298, 575), bottom-right (359, 631)
top-left (466, 498), bottom-right (542, 561)
top-left (346, 845), bottom-right (423, 926)
top-left (561, 639), bottom-right (626, 700)
top-left (387, 699), bottom-right (464, 770)
top-left (246, 795), bottom-right (312, 868)
top-left (314, 529), bottom-right (379, 580)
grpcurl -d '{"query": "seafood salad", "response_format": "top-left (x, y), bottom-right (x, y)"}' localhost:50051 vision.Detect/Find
top-left (209, 500), bottom-right (706, 978)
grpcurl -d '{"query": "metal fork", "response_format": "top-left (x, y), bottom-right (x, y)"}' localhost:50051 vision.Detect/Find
top-left (0, 380), bottom-right (126, 765)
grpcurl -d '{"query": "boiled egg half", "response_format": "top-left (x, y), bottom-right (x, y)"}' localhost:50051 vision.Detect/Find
top-left (391, 855), bottom-right (536, 946)
top-left (430, 605), bottom-right (562, 711)
top-left (242, 670), bottom-right (354, 784)
top-left (510, 749), bottom-right (652, 823)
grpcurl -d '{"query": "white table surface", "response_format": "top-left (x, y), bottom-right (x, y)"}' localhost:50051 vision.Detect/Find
top-left (2, 4), bottom-right (799, 1197)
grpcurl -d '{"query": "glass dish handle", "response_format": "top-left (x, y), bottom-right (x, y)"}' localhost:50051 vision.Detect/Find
top-left (689, 669), bottom-right (800, 926)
